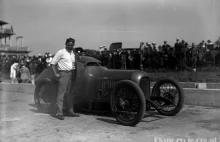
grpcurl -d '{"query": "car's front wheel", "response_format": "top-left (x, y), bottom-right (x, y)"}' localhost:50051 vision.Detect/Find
top-left (110, 80), bottom-right (146, 126)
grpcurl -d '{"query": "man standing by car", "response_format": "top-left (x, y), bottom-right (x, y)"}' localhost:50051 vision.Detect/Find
top-left (51, 38), bottom-right (80, 120)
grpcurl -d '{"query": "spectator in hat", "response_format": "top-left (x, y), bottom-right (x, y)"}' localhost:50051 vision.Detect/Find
top-left (215, 36), bottom-right (220, 50)
top-left (201, 40), bottom-right (206, 48)
top-left (162, 41), bottom-right (170, 55)
top-left (190, 43), bottom-right (198, 69)
top-left (46, 53), bottom-right (53, 67)
top-left (151, 42), bottom-right (159, 69)
top-left (139, 42), bottom-right (145, 50)
top-left (207, 40), bottom-right (214, 51)
top-left (102, 47), bottom-right (109, 67)
top-left (99, 45), bottom-right (105, 52)
top-left (174, 38), bottom-right (183, 70)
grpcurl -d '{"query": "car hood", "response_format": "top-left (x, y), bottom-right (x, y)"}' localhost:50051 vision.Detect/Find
top-left (86, 66), bottom-right (147, 80)
top-left (101, 69), bottom-right (139, 79)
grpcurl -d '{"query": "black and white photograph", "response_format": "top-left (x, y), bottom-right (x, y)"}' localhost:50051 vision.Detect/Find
top-left (0, 0), bottom-right (220, 141)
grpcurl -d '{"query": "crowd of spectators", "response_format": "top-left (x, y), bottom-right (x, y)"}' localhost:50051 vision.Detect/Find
top-left (0, 37), bottom-right (220, 83)
top-left (0, 53), bottom-right (53, 83)
top-left (98, 38), bottom-right (220, 71)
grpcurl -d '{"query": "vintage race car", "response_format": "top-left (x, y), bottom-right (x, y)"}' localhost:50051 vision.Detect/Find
top-left (34, 55), bottom-right (184, 126)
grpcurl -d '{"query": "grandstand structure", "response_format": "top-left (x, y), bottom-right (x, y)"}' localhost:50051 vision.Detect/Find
top-left (0, 20), bottom-right (30, 56)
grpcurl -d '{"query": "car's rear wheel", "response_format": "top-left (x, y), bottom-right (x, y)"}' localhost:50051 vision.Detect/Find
top-left (151, 77), bottom-right (184, 116)
top-left (34, 83), bottom-right (55, 113)
top-left (110, 80), bottom-right (146, 126)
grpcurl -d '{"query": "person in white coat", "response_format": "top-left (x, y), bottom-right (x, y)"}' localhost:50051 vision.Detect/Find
top-left (10, 62), bottom-right (19, 83)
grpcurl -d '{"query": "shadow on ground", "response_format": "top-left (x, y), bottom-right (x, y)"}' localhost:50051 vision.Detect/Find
top-left (29, 104), bottom-right (36, 108)
top-left (95, 111), bottom-right (165, 126)
top-left (28, 103), bottom-right (54, 114)
top-left (96, 118), bottom-right (121, 125)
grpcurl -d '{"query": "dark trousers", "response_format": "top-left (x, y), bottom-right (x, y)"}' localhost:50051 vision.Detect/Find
top-left (56, 70), bottom-right (73, 115)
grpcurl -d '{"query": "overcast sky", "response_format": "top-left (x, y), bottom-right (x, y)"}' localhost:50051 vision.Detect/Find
top-left (1, 0), bottom-right (220, 55)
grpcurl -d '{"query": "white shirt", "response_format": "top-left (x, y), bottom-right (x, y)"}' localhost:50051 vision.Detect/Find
top-left (51, 48), bottom-right (75, 71)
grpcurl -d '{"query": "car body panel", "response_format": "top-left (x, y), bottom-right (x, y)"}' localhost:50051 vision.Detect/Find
top-left (35, 55), bottom-right (150, 110)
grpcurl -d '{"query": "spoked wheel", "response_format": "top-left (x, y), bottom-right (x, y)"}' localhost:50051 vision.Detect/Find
top-left (34, 83), bottom-right (54, 113)
top-left (110, 80), bottom-right (146, 126)
top-left (151, 78), bottom-right (184, 116)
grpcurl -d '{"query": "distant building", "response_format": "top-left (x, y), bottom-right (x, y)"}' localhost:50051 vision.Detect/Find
top-left (0, 20), bottom-right (30, 56)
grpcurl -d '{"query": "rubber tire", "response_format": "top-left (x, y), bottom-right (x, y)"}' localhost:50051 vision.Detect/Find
top-left (151, 77), bottom-right (184, 116)
top-left (110, 80), bottom-right (146, 126)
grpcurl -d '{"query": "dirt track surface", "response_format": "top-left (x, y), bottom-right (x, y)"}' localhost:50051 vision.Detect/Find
top-left (0, 91), bottom-right (220, 142)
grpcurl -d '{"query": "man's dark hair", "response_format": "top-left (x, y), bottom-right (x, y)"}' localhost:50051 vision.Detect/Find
top-left (65, 38), bottom-right (75, 44)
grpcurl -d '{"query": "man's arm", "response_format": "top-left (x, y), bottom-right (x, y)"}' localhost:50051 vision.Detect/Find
top-left (51, 65), bottom-right (60, 78)
top-left (50, 50), bottom-right (61, 78)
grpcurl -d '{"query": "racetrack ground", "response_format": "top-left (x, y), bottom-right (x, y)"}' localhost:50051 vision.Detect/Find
top-left (0, 91), bottom-right (220, 142)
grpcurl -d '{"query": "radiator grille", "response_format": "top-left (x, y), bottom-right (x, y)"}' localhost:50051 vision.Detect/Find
top-left (101, 80), bottom-right (118, 89)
